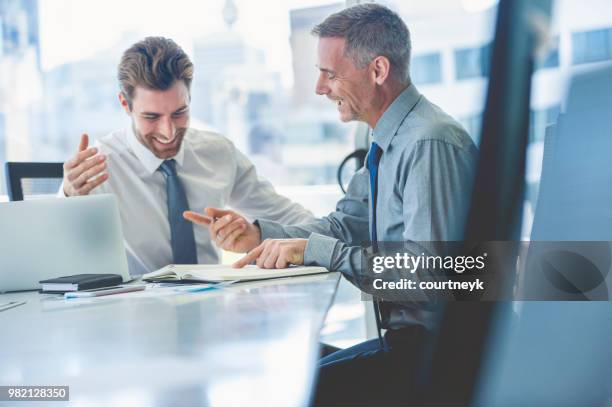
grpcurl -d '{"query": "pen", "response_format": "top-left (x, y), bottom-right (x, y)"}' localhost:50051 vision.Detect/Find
top-left (173, 280), bottom-right (237, 293)
top-left (64, 285), bottom-right (146, 298)
top-left (0, 301), bottom-right (26, 313)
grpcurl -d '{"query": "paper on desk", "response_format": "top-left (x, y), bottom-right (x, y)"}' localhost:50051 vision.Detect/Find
top-left (143, 264), bottom-right (329, 283)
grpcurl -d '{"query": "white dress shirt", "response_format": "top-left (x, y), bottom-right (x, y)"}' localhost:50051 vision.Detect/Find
top-left (63, 126), bottom-right (314, 274)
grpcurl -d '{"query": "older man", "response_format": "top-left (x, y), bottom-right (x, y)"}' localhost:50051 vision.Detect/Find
top-left (187, 4), bottom-right (477, 405)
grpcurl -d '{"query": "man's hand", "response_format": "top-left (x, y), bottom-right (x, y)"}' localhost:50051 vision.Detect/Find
top-left (183, 207), bottom-right (262, 253)
top-left (63, 134), bottom-right (108, 196)
top-left (233, 239), bottom-right (307, 269)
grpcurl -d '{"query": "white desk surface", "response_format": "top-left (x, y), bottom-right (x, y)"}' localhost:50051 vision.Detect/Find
top-left (0, 272), bottom-right (340, 407)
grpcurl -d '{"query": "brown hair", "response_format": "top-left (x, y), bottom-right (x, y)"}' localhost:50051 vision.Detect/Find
top-left (118, 37), bottom-right (194, 109)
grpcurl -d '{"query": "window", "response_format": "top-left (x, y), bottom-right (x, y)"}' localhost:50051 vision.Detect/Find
top-left (384, 0), bottom-right (496, 148)
top-left (523, 3), bottom-right (612, 240)
top-left (455, 43), bottom-right (492, 80)
top-left (572, 27), bottom-right (612, 65)
top-left (0, 0), bottom-right (353, 201)
top-left (411, 52), bottom-right (442, 85)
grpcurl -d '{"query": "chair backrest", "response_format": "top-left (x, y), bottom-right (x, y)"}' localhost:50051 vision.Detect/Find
top-left (4, 162), bottom-right (64, 201)
top-left (336, 148), bottom-right (367, 194)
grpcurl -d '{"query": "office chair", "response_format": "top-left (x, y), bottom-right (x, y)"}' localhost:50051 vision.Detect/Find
top-left (336, 148), bottom-right (367, 194)
top-left (4, 162), bottom-right (64, 201)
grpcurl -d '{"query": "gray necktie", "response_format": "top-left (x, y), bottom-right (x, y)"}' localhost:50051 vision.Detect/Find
top-left (158, 159), bottom-right (198, 264)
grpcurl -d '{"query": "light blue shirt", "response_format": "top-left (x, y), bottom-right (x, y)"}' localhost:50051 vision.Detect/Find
top-left (257, 85), bottom-right (477, 329)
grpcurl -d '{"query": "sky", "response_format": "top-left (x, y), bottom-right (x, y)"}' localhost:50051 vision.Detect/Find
top-left (38, 0), bottom-right (337, 86)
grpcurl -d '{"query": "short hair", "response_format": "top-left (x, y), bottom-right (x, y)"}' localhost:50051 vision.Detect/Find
top-left (118, 37), bottom-right (194, 109)
top-left (312, 3), bottom-right (411, 84)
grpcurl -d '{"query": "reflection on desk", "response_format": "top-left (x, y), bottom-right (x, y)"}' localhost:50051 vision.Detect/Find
top-left (0, 272), bottom-right (341, 407)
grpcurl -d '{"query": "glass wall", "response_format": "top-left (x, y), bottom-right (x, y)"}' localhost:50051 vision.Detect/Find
top-left (385, 0), bottom-right (612, 241)
top-left (381, 0), bottom-right (497, 148)
top-left (524, 0), bottom-right (612, 239)
top-left (0, 0), bottom-right (355, 213)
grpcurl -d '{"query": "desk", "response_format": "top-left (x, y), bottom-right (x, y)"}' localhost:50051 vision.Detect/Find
top-left (0, 272), bottom-right (340, 406)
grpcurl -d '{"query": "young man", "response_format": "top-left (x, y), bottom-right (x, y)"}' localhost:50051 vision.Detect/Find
top-left (60, 37), bottom-right (313, 274)
top-left (187, 4), bottom-right (478, 405)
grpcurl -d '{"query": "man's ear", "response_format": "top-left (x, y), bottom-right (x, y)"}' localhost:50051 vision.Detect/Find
top-left (371, 56), bottom-right (391, 85)
top-left (118, 92), bottom-right (131, 114)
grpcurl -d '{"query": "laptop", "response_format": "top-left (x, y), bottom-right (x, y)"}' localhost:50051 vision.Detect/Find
top-left (0, 194), bottom-right (131, 292)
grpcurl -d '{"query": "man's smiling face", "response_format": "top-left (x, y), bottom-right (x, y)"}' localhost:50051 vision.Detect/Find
top-left (315, 36), bottom-right (374, 123)
top-left (122, 81), bottom-right (190, 159)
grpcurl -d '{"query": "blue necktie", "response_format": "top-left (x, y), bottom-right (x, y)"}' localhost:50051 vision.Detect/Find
top-left (367, 142), bottom-right (383, 242)
top-left (367, 141), bottom-right (387, 350)
top-left (158, 159), bottom-right (198, 264)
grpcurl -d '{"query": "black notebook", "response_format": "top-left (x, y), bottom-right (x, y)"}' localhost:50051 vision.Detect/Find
top-left (39, 274), bottom-right (123, 293)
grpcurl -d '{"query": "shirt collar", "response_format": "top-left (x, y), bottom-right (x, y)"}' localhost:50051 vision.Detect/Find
top-left (126, 125), bottom-right (186, 175)
top-left (372, 84), bottom-right (421, 152)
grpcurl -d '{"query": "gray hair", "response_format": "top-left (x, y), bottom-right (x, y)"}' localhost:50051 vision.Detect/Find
top-left (311, 3), bottom-right (411, 84)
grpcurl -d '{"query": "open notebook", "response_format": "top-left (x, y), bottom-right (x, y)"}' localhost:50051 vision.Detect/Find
top-left (142, 264), bottom-right (329, 283)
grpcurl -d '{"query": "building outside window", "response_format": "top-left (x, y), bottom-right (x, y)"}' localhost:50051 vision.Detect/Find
top-left (411, 52), bottom-right (442, 85)
top-left (454, 43), bottom-right (492, 80)
top-left (572, 27), bottom-right (612, 65)
top-left (0, 0), bottom-right (353, 208)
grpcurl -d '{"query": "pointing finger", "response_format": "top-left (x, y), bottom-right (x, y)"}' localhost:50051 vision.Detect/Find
top-left (205, 207), bottom-right (234, 218)
top-left (183, 211), bottom-right (213, 226)
top-left (233, 243), bottom-right (265, 268)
